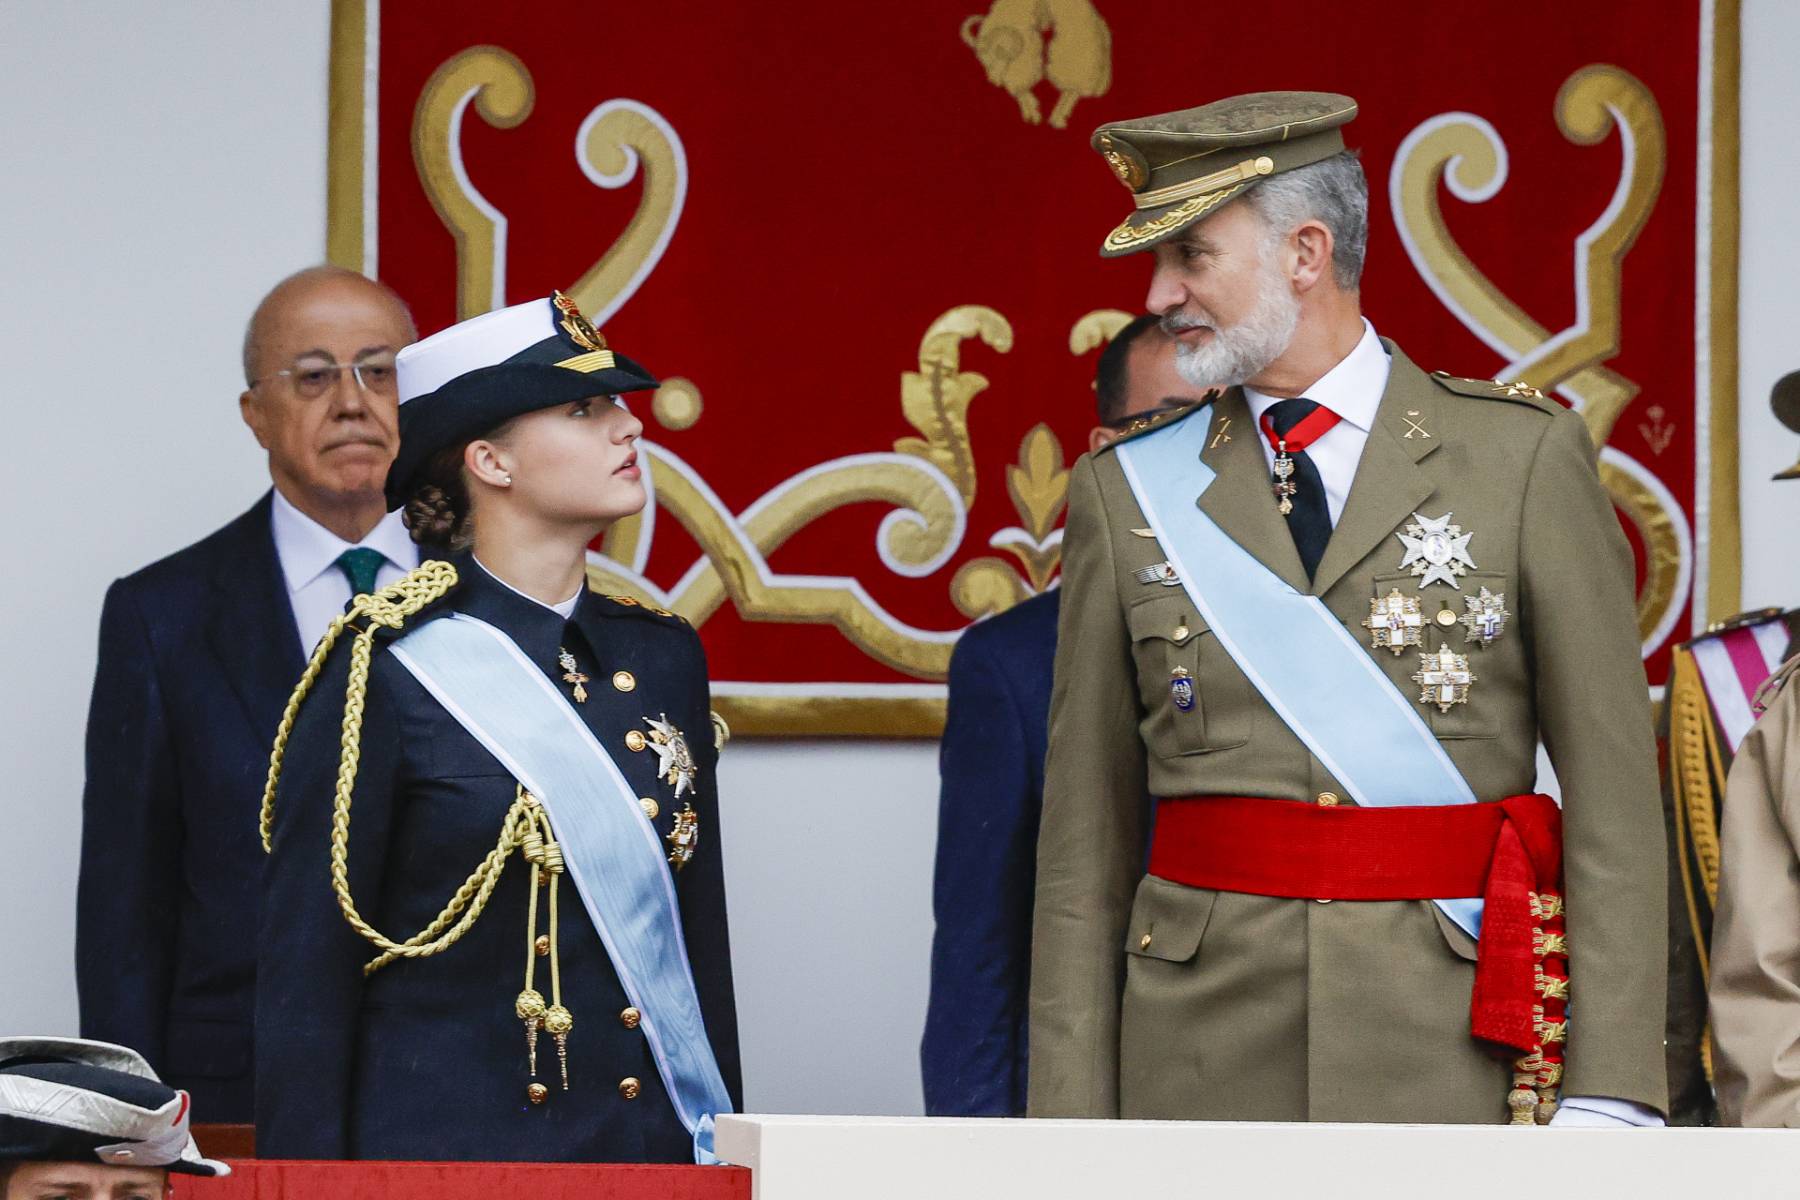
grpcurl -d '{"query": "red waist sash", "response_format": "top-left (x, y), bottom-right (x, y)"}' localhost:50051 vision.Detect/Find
top-left (1148, 793), bottom-right (1564, 1056)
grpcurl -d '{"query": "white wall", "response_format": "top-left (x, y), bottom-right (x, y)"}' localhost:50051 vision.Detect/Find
top-left (0, 0), bottom-right (1796, 1122)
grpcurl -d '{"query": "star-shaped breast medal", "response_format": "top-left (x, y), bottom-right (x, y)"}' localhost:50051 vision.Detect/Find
top-left (1395, 511), bottom-right (1477, 588)
top-left (1460, 587), bottom-right (1511, 647)
top-left (1412, 645), bottom-right (1477, 713)
top-left (1364, 588), bottom-right (1423, 655)
top-left (644, 714), bottom-right (698, 799)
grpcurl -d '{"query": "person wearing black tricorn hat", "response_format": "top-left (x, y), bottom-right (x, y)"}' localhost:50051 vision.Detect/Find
top-left (255, 292), bottom-right (740, 1163)
top-left (0, 1037), bottom-right (229, 1198)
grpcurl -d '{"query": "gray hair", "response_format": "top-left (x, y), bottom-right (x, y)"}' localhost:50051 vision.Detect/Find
top-left (1244, 151), bottom-right (1369, 290)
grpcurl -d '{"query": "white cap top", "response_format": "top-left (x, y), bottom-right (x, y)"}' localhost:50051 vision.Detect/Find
top-left (396, 297), bottom-right (558, 403)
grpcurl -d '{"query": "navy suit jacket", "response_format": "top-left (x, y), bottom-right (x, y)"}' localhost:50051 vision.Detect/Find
top-left (77, 493), bottom-right (302, 1123)
top-left (921, 589), bottom-right (1059, 1116)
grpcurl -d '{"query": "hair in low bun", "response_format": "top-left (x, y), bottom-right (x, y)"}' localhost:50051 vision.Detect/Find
top-left (402, 444), bottom-right (474, 550)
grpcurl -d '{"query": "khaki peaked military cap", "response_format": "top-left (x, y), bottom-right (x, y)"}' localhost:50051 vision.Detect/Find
top-left (1092, 91), bottom-right (1358, 257)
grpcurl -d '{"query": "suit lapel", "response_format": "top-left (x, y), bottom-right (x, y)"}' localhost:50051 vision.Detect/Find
top-left (1310, 345), bottom-right (1442, 597)
top-left (1194, 390), bottom-right (1312, 594)
top-left (205, 494), bottom-right (307, 742)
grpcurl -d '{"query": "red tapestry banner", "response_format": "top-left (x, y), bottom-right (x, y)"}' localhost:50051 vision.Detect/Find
top-left (328, 0), bottom-right (1740, 735)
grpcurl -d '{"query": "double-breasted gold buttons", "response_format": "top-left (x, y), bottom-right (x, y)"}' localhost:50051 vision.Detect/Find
top-left (620, 1007), bottom-right (642, 1030)
top-left (613, 670), bottom-right (637, 692)
top-left (640, 797), bottom-right (660, 820)
top-left (619, 1077), bottom-right (642, 1101)
top-left (625, 730), bottom-right (647, 752)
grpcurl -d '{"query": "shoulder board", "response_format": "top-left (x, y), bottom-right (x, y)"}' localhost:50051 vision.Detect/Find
top-left (1094, 395), bottom-right (1216, 455)
top-left (1428, 371), bottom-right (1563, 415)
top-left (1754, 653), bottom-right (1800, 713)
top-left (591, 591), bottom-right (691, 626)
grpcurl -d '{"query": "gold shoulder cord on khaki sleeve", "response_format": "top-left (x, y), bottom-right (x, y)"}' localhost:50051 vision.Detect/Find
top-left (258, 560), bottom-right (581, 1104)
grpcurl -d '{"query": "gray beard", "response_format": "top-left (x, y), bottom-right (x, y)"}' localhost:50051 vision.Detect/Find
top-left (1170, 263), bottom-right (1302, 391)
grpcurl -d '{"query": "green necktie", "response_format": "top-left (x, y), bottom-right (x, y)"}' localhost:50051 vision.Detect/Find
top-left (336, 547), bottom-right (386, 597)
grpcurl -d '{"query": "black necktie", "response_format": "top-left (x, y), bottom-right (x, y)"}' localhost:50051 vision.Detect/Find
top-left (1266, 398), bottom-right (1331, 581)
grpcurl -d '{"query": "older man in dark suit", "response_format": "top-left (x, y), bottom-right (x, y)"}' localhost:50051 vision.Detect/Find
top-left (921, 315), bottom-right (1199, 1115)
top-left (76, 266), bottom-right (418, 1122)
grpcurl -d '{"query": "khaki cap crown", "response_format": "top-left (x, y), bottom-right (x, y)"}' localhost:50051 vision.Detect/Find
top-left (1091, 90), bottom-right (1358, 257)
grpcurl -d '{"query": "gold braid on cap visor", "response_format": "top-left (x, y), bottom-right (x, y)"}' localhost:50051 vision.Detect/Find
top-left (1131, 154), bottom-right (1275, 210)
top-left (1103, 185), bottom-right (1246, 254)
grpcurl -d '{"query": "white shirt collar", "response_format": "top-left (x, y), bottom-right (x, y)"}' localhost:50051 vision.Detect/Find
top-left (472, 555), bottom-right (583, 620)
top-left (1243, 319), bottom-right (1389, 432)
top-left (269, 488), bottom-right (418, 594)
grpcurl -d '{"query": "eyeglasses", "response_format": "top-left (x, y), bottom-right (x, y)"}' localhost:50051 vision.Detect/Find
top-left (252, 353), bottom-right (399, 399)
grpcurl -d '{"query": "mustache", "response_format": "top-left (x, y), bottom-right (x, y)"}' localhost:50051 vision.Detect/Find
top-left (1160, 310), bottom-right (1215, 334)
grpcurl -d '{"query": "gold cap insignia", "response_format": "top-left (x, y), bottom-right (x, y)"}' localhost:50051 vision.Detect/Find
top-left (552, 290), bottom-right (607, 353)
top-left (1096, 133), bottom-right (1147, 191)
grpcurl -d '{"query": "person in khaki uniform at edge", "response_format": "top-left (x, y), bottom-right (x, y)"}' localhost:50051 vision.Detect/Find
top-left (1710, 653), bottom-right (1800, 1125)
top-left (1028, 92), bottom-right (1668, 1126)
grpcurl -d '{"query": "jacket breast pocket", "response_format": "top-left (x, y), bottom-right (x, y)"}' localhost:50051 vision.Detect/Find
top-left (1126, 595), bottom-right (1250, 756)
top-left (1368, 571), bottom-right (1507, 742)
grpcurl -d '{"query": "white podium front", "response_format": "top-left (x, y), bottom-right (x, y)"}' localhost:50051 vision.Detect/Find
top-left (715, 1114), bottom-right (1795, 1200)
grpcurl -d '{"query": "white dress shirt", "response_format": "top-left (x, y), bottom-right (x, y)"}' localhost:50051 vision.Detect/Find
top-left (269, 489), bottom-right (421, 654)
top-left (1243, 318), bottom-right (1390, 527)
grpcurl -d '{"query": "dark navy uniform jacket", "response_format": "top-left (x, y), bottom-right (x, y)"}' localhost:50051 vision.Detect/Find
top-left (78, 494), bottom-right (302, 1123)
top-left (256, 554), bottom-right (741, 1161)
top-left (921, 589), bottom-right (1059, 1116)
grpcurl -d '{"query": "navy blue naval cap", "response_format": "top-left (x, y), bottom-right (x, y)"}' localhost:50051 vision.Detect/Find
top-left (0, 1038), bottom-right (229, 1176)
top-left (385, 291), bottom-right (660, 511)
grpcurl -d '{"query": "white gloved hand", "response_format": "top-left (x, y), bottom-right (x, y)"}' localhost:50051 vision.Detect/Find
top-left (1548, 1096), bottom-right (1666, 1127)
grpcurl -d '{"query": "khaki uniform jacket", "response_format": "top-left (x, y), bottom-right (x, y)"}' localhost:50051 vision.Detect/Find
top-left (1028, 341), bottom-right (1668, 1123)
top-left (1710, 654), bottom-right (1800, 1126)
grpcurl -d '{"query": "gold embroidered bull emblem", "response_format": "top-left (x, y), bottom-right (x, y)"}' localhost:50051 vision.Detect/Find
top-left (960, 0), bottom-right (1112, 130)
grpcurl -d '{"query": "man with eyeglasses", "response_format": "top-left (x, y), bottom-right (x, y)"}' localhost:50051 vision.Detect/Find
top-left (922, 315), bottom-right (1202, 1116)
top-left (76, 265), bottom-right (419, 1125)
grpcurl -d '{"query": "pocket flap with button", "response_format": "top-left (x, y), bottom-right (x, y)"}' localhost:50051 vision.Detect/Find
top-left (1127, 597), bottom-right (1204, 646)
top-left (1123, 874), bottom-right (1218, 964)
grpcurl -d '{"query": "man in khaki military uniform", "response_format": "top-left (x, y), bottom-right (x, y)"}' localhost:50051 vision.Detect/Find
top-left (1029, 91), bottom-right (1668, 1126)
top-left (1710, 654), bottom-right (1800, 1125)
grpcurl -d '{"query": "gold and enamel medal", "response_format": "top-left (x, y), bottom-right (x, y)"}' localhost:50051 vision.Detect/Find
top-left (1364, 588), bottom-right (1424, 655)
top-left (1412, 645), bottom-right (1476, 713)
top-left (666, 804), bottom-right (700, 871)
top-left (557, 647), bottom-right (589, 703)
top-left (1460, 587), bottom-right (1510, 647)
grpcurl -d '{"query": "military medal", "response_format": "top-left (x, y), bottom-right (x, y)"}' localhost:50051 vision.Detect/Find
top-left (1395, 511), bottom-right (1477, 588)
top-left (557, 647), bottom-right (589, 703)
top-left (1412, 645), bottom-right (1476, 713)
top-left (1133, 561), bottom-right (1182, 587)
top-left (1460, 587), bottom-right (1510, 647)
top-left (1169, 666), bottom-right (1196, 711)
top-left (1364, 589), bottom-right (1424, 655)
top-left (1258, 403), bottom-right (1343, 517)
top-left (666, 804), bottom-right (700, 871)
top-left (644, 714), bottom-right (698, 798)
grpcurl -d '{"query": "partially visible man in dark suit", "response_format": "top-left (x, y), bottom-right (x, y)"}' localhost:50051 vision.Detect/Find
top-left (76, 266), bottom-right (419, 1122)
top-left (921, 315), bottom-right (1202, 1115)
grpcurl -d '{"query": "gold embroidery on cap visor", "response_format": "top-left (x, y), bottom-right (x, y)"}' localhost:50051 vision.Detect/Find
top-left (1101, 182), bottom-right (1252, 255)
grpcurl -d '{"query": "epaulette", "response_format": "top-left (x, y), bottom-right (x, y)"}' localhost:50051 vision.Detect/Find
top-left (1094, 394), bottom-right (1217, 455)
top-left (592, 591), bottom-right (691, 626)
top-left (1428, 371), bottom-right (1563, 416)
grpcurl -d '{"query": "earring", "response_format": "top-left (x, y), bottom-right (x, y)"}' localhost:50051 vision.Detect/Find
top-left (503, 474), bottom-right (514, 485)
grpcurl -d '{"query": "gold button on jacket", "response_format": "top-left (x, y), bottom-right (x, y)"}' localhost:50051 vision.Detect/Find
top-left (1029, 344), bottom-right (1667, 1124)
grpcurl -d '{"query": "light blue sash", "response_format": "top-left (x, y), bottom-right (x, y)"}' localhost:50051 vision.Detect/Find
top-left (388, 613), bottom-right (733, 1164)
top-left (1113, 414), bottom-right (1484, 938)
